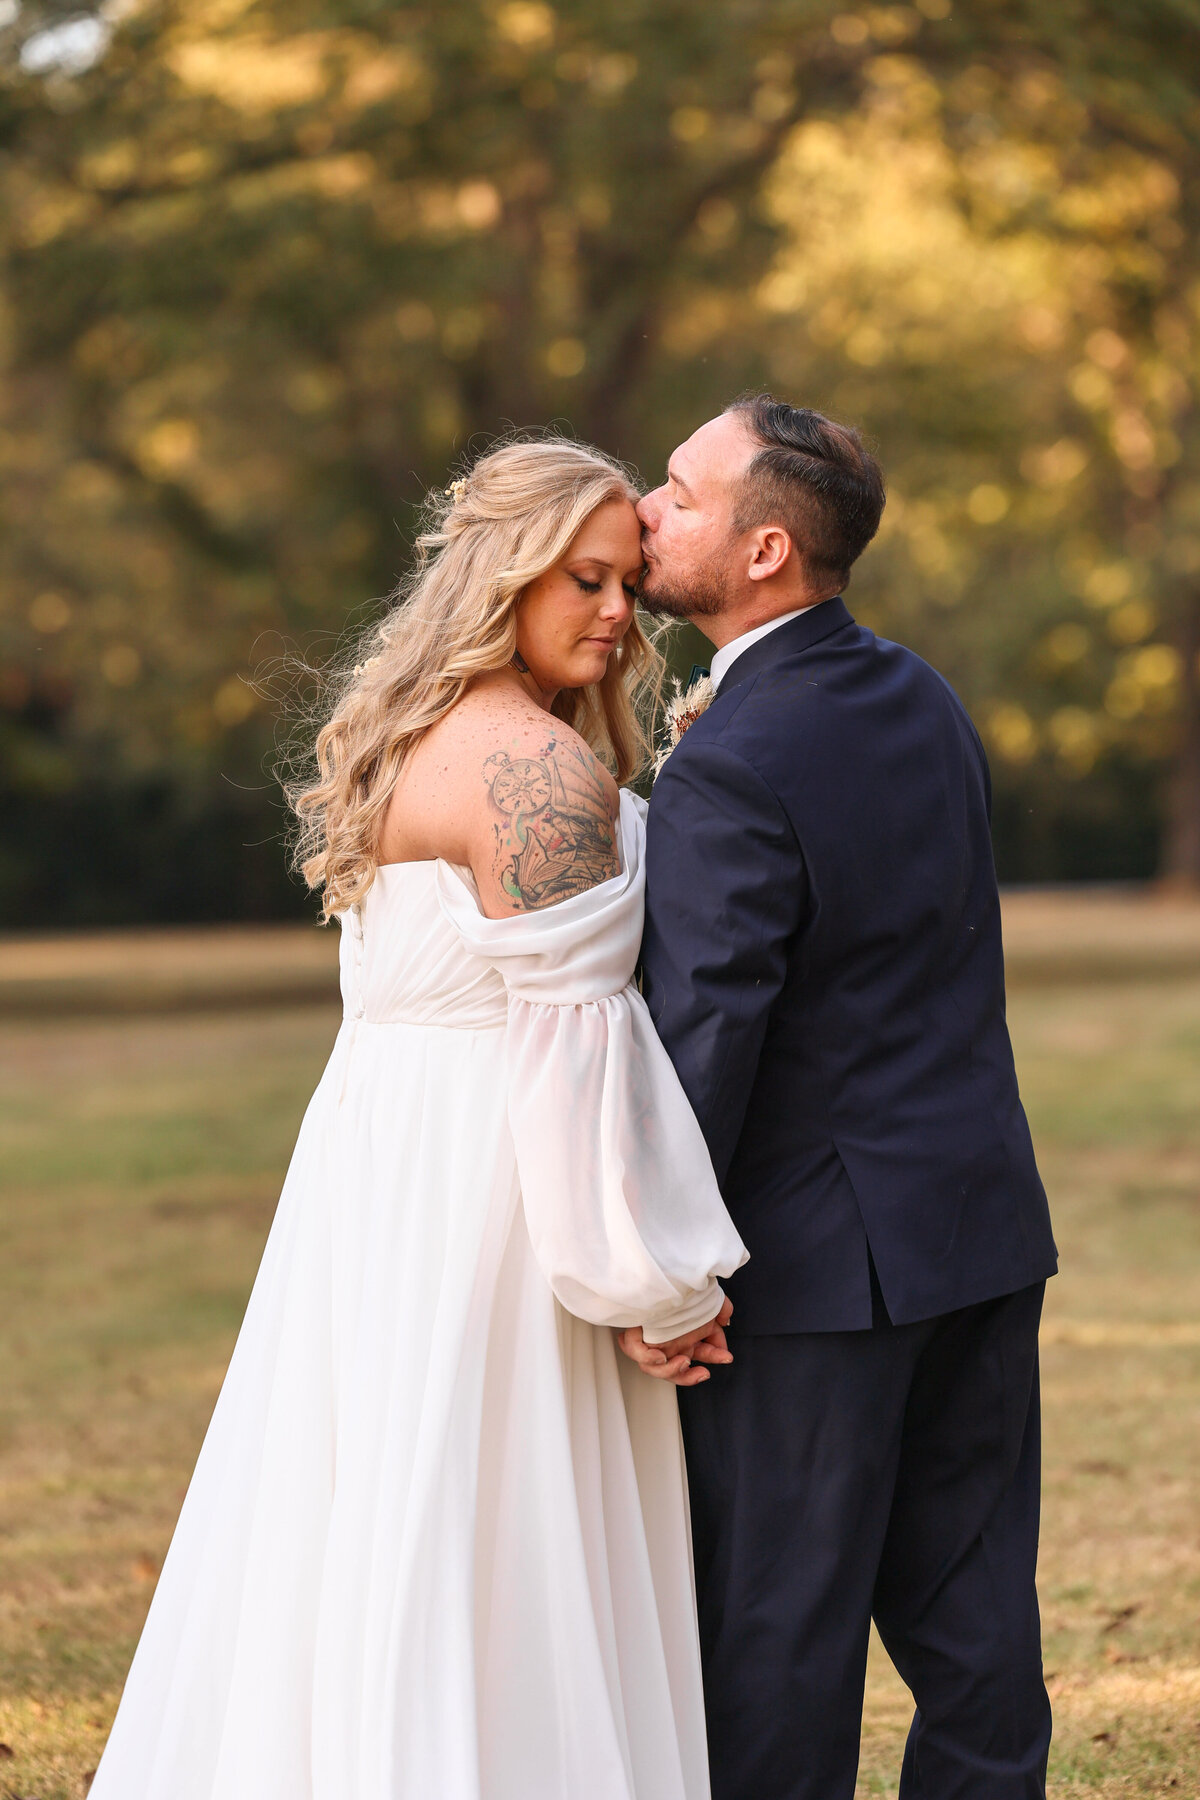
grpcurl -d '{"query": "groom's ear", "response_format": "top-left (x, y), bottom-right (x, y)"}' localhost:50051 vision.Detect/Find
top-left (746, 524), bottom-right (794, 583)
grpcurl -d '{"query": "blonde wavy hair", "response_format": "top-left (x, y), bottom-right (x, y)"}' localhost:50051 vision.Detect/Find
top-left (290, 436), bottom-right (663, 919)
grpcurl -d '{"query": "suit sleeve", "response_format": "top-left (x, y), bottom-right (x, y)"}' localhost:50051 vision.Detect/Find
top-left (641, 738), bottom-right (808, 1186)
top-left (963, 717), bottom-right (993, 824)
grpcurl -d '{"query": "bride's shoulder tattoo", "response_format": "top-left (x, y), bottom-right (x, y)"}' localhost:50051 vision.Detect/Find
top-left (482, 734), bottom-right (619, 910)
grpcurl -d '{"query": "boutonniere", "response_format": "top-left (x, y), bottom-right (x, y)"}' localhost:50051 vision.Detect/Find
top-left (653, 670), bottom-right (715, 778)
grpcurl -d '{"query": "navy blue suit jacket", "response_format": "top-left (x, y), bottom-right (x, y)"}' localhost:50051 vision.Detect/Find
top-left (642, 598), bottom-right (1057, 1333)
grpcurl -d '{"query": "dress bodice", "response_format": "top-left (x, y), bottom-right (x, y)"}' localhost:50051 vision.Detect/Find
top-left (339, 862), bottom-right (508, 1030)
top-left (339, 789), bottom-right (651, 1029)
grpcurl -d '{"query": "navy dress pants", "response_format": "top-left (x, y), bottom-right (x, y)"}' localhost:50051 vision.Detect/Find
top-left (679, 1281), bottom-right (1051, 1800)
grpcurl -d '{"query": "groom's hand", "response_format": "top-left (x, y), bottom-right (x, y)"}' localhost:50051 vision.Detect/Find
top-left (617, 1298), bottom-right (734, 1387)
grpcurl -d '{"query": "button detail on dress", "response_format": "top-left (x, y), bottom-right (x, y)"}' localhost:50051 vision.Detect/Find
top-left (347, 903), bottom-right (366, 1020)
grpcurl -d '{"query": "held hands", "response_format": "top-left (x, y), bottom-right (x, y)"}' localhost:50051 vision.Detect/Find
top-left (617, 1297), bottom-right (734, 1388)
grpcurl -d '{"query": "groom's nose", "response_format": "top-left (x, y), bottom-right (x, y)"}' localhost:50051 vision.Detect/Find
top-left (636, 489), bottom-right (662, 531)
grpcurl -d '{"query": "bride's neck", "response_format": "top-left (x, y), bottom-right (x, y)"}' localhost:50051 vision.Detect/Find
top-left (472, 666), bottom-right (559, 713)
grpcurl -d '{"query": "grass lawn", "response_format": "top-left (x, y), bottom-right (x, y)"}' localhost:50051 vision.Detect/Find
top-left (1, 965), bottom-right (1198, 1796)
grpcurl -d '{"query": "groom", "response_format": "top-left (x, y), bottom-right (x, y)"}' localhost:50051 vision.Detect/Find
top-left (620, 396), bottom-right (1058, 1799)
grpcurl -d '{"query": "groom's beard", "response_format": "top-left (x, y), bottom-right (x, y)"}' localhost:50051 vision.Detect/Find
top-left (638, 544), bottom-right (731, 622)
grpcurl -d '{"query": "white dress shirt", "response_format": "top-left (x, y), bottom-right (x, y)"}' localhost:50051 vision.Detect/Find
top-left (708, 605), bottom-right (823, 692)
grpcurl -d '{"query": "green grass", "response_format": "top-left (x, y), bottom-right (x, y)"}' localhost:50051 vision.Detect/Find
top-left (1, 977), bottom-right (1198, 1797)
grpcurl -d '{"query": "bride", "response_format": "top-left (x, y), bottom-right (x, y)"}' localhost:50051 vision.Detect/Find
top-left (89, 437), bottom-right (747, 1800)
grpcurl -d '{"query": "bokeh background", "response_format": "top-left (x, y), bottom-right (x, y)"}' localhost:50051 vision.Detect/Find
top-left (1, 5), bottom-right (1199, 1799)
top-left (3, 0), bottom-right (1200, 919)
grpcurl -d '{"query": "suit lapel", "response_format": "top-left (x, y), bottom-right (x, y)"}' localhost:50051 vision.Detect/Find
top-left (716, 597), bottom-right (854, 697)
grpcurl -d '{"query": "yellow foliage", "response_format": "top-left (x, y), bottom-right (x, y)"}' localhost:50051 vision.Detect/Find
top-left (1069, 364), bottom-right (1112, 410)
top-left (1105, 645), bottom-right (1181, 720)
top-left (1107, 601), bottom-right (1156, 645)
top-left (494, 3), bottom-right (555, 48)
top-left (456, 181), bottom-right (502, 230)
top-left (1020, 439), bottom-right (1088, 487)
top-left (169, 34), bottom-right (331, 112)
top-left (1083, 562), bottom-right (1134, 608)
top-left (29, 592), bottom-right (71, 634)
top-left (77, 140), bottom-right (141, 191)
top-left (394, 302), bottom-right (436, 342)
top-left (846, 323), bottom-right (886, 366)
top-left (16, 186), bottom-right (96, 249)
top-left (662, 294), bottom-right (734, 358)
top-left (137, 419), bottom-right (199, 476)
top-left (544, 337), bottom-right (586, 377)
top-left (1049, 706), bottom-right (1103, 774)
top-left (306, 155), bottom-right (376, 199)
top-left (100, 645), bottom-right (142, 687)
top-left (670, 107), bottom-right (711, 143)
top-left (285, 368), bottom-right (345, 415)
top-left (1016, 305), bottom-right (1066, 352)
top-left (1054, 153), bottom-right (1179, 234)
top-left (1041, 624), bottom-right (1091, 669)
top-left (759, 96), bottom-right (1062, 372)
top-left (1109, 407), bottom-right (1157, 471)
top-left (342, 49), bottom-right (425, 109)
top-left (589, 53), bottom-right (637, 95)
top-left (967, 484), bottom-right (1010, 525)
top-left (1128, 644), bottom-right (1182, 689)
top-left (696, 198), bottom-right (737, 243)
top-left (442, 308), bottom-right (486, 357)
top-left (987, 703), bottom-right (1038, 765)
top-left (1104, 675), bottom-right (1143, 720)
top-left (1085, 327), bottom-right (1128, 371)
top-left (213, 677), bottom-right (256, 726)
top-left (753, 82), bottom-right (795, 124)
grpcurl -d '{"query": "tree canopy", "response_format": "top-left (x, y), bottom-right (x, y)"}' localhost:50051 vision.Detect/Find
top-left (2, 0), bottom-right (1199, 920)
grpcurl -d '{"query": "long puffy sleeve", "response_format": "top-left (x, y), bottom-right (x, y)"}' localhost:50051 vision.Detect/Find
top-left (437, 791), bottom-right (747, 1344)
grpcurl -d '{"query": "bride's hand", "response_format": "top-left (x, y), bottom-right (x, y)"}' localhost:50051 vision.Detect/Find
top-left (617, 1298), bottom-right (734, 1387)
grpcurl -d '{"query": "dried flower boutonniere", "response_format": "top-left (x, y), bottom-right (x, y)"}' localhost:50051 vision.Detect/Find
top-left (653, 671), bottom-right (715, 778)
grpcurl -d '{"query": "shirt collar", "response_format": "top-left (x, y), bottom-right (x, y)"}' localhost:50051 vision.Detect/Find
top-left (709, 605), bottom-right (822, 692)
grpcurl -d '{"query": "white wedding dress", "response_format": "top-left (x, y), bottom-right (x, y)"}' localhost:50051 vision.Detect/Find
top-left (90, 790), bottom-right (747, 1800)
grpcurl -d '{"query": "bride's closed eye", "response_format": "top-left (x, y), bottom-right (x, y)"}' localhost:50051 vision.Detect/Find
top-left (573, 575), bottom-right (602, 594)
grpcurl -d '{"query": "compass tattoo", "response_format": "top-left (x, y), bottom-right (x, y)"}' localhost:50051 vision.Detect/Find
top-left (484, 736), bottom-right (619, 910)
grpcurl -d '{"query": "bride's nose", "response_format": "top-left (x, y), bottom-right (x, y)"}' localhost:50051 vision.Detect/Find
top-left (599, 583), bottom-right (633, 622)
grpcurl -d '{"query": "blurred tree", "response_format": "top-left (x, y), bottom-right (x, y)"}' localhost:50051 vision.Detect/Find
top-left (1, 0), bottom-right (1198, 919)
top-left (0, 0), bottom-right (859, 919)
top-left (750, 20), bottom-right (1200, 881)
top-left (928, 0), bottom-right (1200, 882)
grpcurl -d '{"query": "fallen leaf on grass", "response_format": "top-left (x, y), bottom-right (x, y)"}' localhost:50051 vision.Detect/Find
top-left (1102, 1604), bottom-right (1141, 1633)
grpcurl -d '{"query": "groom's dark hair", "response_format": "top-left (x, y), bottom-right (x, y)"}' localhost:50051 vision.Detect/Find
top-left (726, 395), bottom-right (885, 590)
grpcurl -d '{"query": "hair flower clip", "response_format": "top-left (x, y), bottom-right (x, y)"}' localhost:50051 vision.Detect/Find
top-left (352, 655), bottom-right (381, 678)
top-left (445, 477), bottom-right (468, 503)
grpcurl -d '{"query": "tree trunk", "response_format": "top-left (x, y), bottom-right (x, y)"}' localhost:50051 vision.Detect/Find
top-left (1163, 583), bottom-right (1200, 886)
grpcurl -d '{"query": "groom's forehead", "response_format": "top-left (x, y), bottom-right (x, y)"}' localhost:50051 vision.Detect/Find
top-left (674, 413), bottom-right (754, 486)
